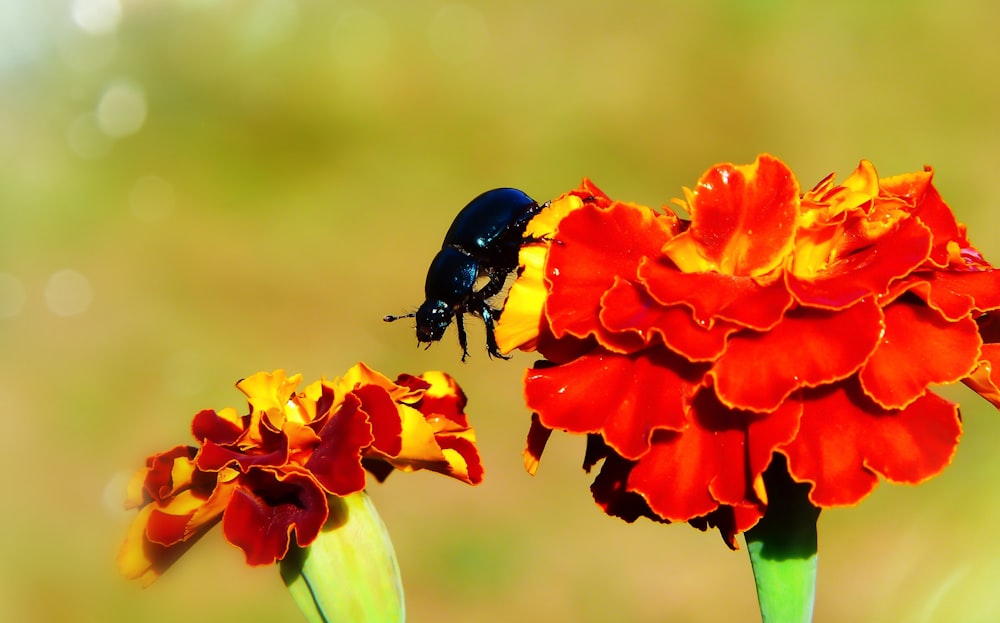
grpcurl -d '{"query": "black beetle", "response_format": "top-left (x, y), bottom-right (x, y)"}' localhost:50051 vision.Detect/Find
top-left (384, 187), bottom-right (544, 361)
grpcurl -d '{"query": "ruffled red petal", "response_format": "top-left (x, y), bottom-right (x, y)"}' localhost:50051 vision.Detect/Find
top-left (711, 298), bottom-right (883, 412)
top-left (626, 389), bottom-right (799, 521)
top-left (222, 468), bottom-right (329, 566)
top-left (780, 383), bottom-right (961, 507)
top-left (545, 202), bottom-right (677, 343)
top-left (600, 277), bottom-right (739, 361)
top-left (912, 269), bottom-right (1000, 320)
top-left (639, 263), bottom-right (793, 330)
top-left (860, 299), bottom-right (981, 409)
top-left (524, 349), bottom-right (701, 460)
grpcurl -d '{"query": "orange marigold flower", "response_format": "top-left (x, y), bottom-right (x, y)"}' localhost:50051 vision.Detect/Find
top-left (118, 364), bottom-right (482, 586)
top-left (495, 154), bottom-right (1000, 547)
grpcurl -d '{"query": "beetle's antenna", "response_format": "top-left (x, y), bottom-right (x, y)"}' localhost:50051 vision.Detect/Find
top-left (383, 312), bottom-right (416, 323)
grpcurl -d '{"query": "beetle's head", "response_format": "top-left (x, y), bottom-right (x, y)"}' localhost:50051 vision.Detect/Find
top-left (414, 299), bottom-right (453, 344)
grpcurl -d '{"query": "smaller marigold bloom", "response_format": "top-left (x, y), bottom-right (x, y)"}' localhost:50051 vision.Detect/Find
top-left (118, 364), bottom-right (482, 586)
top-left (496, 155), bottom-right (1000, 547)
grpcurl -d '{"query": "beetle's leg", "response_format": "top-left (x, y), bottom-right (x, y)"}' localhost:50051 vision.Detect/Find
top-left (477, 270), bottom-right (509, 300)
top-left (522, 233), bottom-right (552, 246)
top-left (456, 311), bottom-right (471, 362)
top-left (480, 305), bottom-right (511, 360)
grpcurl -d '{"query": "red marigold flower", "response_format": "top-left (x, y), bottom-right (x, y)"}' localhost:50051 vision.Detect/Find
top-left (118, 364), bottom-right (482, 586)
top-left (495, 154), bottom-right (1000, 547)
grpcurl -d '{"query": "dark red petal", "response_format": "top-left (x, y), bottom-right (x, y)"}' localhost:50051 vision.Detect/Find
top-left (673, 154), bottom-right (800, 275)
top-left (524, 349), bottom-right (702, 460)
top-left (688, 503), bottom-right (765, 550)
top-left (196, 426), bottom-right (289, 473)
top-left (435, 435), bottom-right (484, 485)
top-left (981, 314), bottom-right (1000, 344)
top-left (639, 262), bottom-right (794, 331)
top-left (591, 452), bottom-right (668, 524)
top-left (393, 373), bottom-right (431, 393)
top-left (222, 469), bottom-right (329, 565)
top-left (191, 409), bottom-right (243, 445)
top-left (711, 298), bottom-right (883, 412)
top-left (352, 385), bottom-right (403, 457)
top-left (143, 446), bottom-right (200, 502)
top-left (145, 508), bottom-right (198, 547)
top-left (780, 383), bottom-right (961, 507)
top-left (600, 277), bottom-right (739, 361)
top-left (626, 389), bottom-right (799, 521)
top-left (786, 216), bottom-right (932, 310)
top-left (523, 413), bottom-right (553, 475)
top-left (411, 372), bottom-right (470, 427)
top-left (860, 299), bottom-right (981, 409)
top-left (594, 450), bottom-right (765, 548)
top-left (545, 202), bottom-right (676, 342)
top-left (305, 394), bottom-right (375, 496)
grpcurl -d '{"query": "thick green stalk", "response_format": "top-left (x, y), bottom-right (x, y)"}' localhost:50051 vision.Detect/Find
top-left (280, 491), bottom-right (405, 623)
top-left (745, 458), bottom-right (820, 623)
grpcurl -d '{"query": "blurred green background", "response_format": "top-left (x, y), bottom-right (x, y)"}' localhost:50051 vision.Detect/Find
top-left (3, 0), bottom-right (1000, 621)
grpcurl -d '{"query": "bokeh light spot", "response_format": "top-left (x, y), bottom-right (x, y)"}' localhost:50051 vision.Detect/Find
top-left (330, 8), bottom-right (391, 70)
top-left (96, 81), bottom-right (147, 138)
top-left (102, 470), bottom-right (132, 516)
top-left (0, 273), bottom-right (26, 319)
top-left (427, 3), bottom-right (488, 65)
top-left (71, 0), bottom-right (122, 36)
top-left (129, 175), bottom-right (175, 222)
top-left (241, 0), bottom-right (300, 48)
top-left (44, 269), bottom-right (93, 317)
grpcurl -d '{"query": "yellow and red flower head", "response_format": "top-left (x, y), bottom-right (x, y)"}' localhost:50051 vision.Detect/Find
top-left (118, 364), bottom-right (482, 586)
top-left (496, 154), bottom-right (1000, 547)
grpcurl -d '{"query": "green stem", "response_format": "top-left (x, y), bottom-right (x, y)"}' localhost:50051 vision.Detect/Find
top-left (280, 490), bottom-right (405, 623)
top-left (745, 457), bottom-right (820, 623)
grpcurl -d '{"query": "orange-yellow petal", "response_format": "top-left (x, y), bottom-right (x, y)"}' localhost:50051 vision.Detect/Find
top-left (964, 343), bottom-right (1000, 408)
top-left (664, 154), bottom-right (800, 276)
top-left (495, 189), bottom-right (592, 354)
top-left (237, 370), bottom-right (303, 432)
